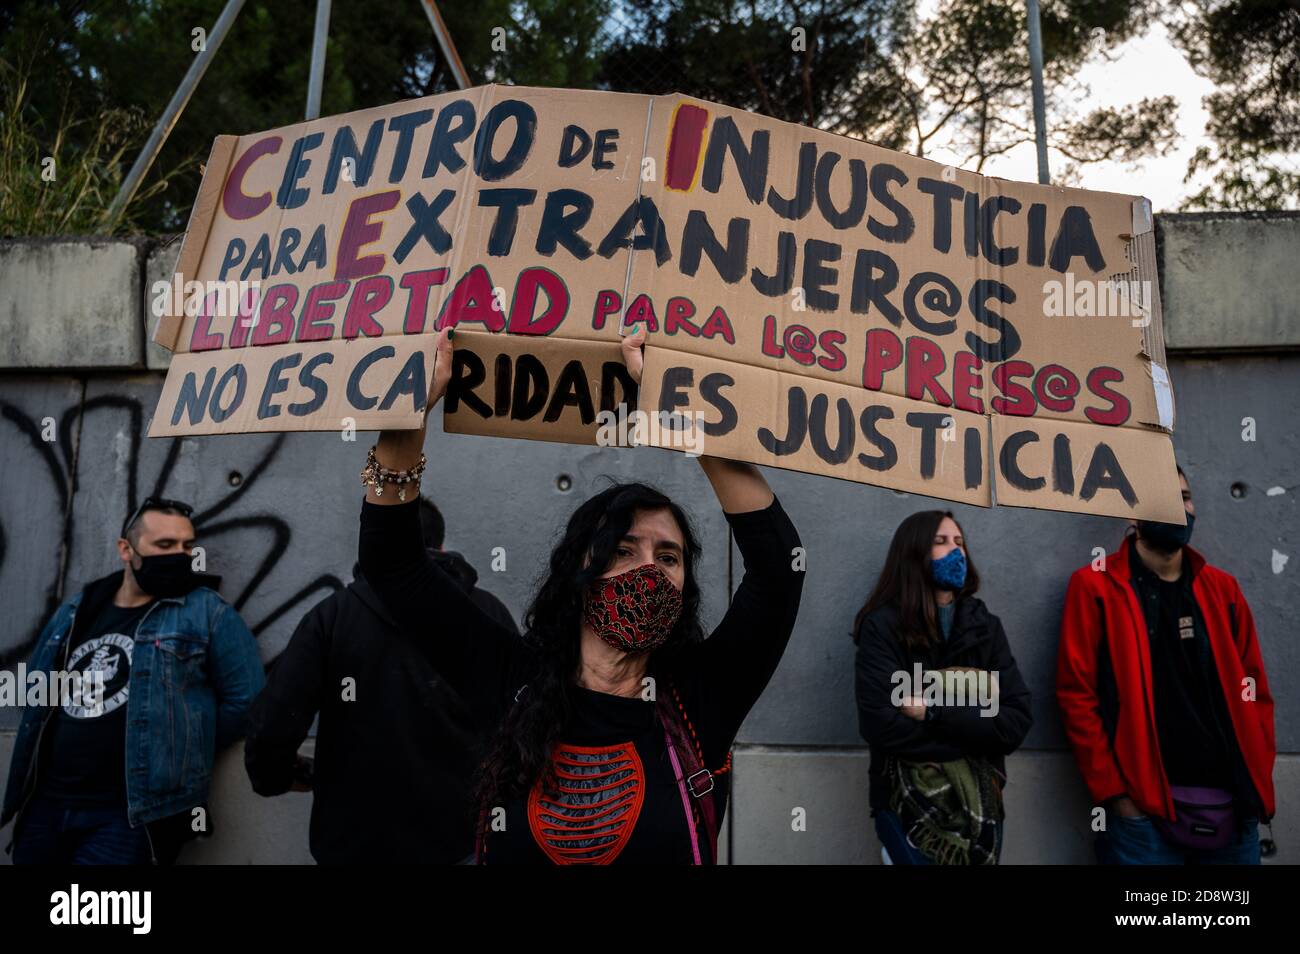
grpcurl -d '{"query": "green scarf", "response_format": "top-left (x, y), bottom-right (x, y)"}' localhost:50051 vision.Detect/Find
top-left (888, 756), bottom-right (1005, 865)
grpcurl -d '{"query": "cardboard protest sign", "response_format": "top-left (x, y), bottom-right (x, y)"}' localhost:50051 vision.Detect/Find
top-left (149, 85), bottom-right (651, 438)
top-left (149, 84), bottom-right (1181, 521)
top-left (989, 414), bottom-right (1179, 520)
top-left (156, 336), bottom-right (431, 436)
top-left (442, 330), bottom-right (635, 445)
top-left (641, 346), bottom-right (992, 506)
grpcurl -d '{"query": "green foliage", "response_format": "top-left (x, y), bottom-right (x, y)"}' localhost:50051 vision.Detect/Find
top-left (0, 0), bottom-right (608, 233)
top-left (0, 0), bottom-right (1293, 232)
top-left (0, 57), bottom-right (188, 236)
top-left (484, 0), bottom-right (613, 88)
top-left (598, 0), bottom-right (1177, 177)
top-left (1167, 1), bottom-right (1300, 210)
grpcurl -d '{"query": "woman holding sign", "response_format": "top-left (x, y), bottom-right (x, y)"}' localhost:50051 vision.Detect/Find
top-left (355, 327), bottom-right (803, 864)
top-left (853, 512), bottom-right (1032, 865)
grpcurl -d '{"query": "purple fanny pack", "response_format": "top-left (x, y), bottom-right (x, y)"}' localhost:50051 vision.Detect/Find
top-left (1153, 786), bottom-right (1237, 851)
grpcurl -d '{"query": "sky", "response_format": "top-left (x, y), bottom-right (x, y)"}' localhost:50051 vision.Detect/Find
top-left (919, 18), bottom-right (1220, 212)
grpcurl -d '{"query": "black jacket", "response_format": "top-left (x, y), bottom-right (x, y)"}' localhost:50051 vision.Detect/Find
top-left (428, 551), bottom-right (519, 635)
top-left (854, 597), bottom-right (1033, 810)
top-left (244, 560), bottom-right (518, 864)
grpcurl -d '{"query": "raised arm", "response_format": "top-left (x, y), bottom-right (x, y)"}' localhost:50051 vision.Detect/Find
top-left (621, 327), bottom-right (802, 736)
top-left (620, 327), bottom-right (776, 517)
top-left (690, 494), bottom-right (804, 737)
top-left (357, 328), bottom-right (529, 708)
top-left (687, 451), bottom-right (798, 720)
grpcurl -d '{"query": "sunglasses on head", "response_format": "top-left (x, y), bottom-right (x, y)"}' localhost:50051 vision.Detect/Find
top-left (121, 496), bottom-right (195, 538)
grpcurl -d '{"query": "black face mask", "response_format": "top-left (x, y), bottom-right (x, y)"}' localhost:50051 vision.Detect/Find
top-left (1136, 511), bottom-right (1195, 554)
top-left (131, 552), bottom-right (206, 598)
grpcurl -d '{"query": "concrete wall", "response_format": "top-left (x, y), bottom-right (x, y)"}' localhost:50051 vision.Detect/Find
top-left (1158, 212), bottom-right (1300, 351)
top-left (0, 214), bottom-right (1297, 864)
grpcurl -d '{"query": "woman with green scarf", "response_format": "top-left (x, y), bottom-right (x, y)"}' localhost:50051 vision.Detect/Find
top-left (852, 510), bottom-right (1033, 864)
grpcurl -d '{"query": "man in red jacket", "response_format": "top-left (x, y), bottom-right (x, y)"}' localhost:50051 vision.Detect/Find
top-left (1057, 467), bottom-right (1274, 864)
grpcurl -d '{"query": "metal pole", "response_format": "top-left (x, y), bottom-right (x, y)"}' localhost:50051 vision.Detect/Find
top-left (420, 0), bottom-right (470, 89)
top-left (306, 0), bottom-right (332, 120)
top-left (1026, 0), bottom-right (1050, 184)
top-left (105, 0), bottom-right (248, 227)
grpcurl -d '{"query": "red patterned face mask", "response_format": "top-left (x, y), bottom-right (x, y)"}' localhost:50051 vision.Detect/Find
top-left (584, 563), bottom-right (684, 654)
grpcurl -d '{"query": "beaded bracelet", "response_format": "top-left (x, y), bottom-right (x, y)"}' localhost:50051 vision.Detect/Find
top-left (360, 446), bottom-right (426, 502)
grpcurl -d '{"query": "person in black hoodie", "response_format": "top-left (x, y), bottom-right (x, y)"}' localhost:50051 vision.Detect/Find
top-left (243, 497), bottom-right (519, 864)
top-left (418, 497), bottom-right (517, 635)
top-left (853, 510), bottom-right (1032, 864)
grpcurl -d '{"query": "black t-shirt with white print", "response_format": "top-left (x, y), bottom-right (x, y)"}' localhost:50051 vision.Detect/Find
top-left (37, 601), bottom-right (151, 806)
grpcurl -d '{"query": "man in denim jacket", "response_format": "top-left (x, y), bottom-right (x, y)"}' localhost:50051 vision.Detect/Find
top-left (2, 497), bottom-right (265, 864)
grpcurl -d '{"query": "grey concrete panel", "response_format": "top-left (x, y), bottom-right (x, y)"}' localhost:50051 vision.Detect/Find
top-left (1160, 213), bottom-right (1300, 351)
top-left (0, 376), bottom-right (88, 730)
top-left (1168, 357), bottom-right (1300, 752)
top-left (143, 238), bottom-right (184, 371)
top-left (0, 239), bottom-right (143, 369)
top-left (181, 741), bottom-right (314, 865)
top-left (728, 746), bottom-right (877, 864)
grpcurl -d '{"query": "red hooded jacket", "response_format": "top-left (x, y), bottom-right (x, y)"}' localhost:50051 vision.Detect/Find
top-left (1056, 538), bottom-right (1275, 820)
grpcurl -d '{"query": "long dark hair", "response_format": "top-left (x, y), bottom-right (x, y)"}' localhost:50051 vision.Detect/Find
top-left (475, 481), bottom-right (705, 810)
top-left (851, 510), bottom-right (980, 652)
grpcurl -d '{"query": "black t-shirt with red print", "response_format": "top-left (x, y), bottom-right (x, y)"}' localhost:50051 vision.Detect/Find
top-left (499, 686), bottom-right (690, 864)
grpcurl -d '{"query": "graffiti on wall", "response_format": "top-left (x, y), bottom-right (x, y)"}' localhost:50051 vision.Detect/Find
top-left (0, 389), bottom-right (344, 669)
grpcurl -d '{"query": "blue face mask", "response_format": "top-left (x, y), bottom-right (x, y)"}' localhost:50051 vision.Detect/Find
top-left (929, 547), bottom-right (967, 591)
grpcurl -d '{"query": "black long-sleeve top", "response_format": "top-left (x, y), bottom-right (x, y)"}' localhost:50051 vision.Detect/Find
top-left (358, 494), bottom-right (803, 864)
